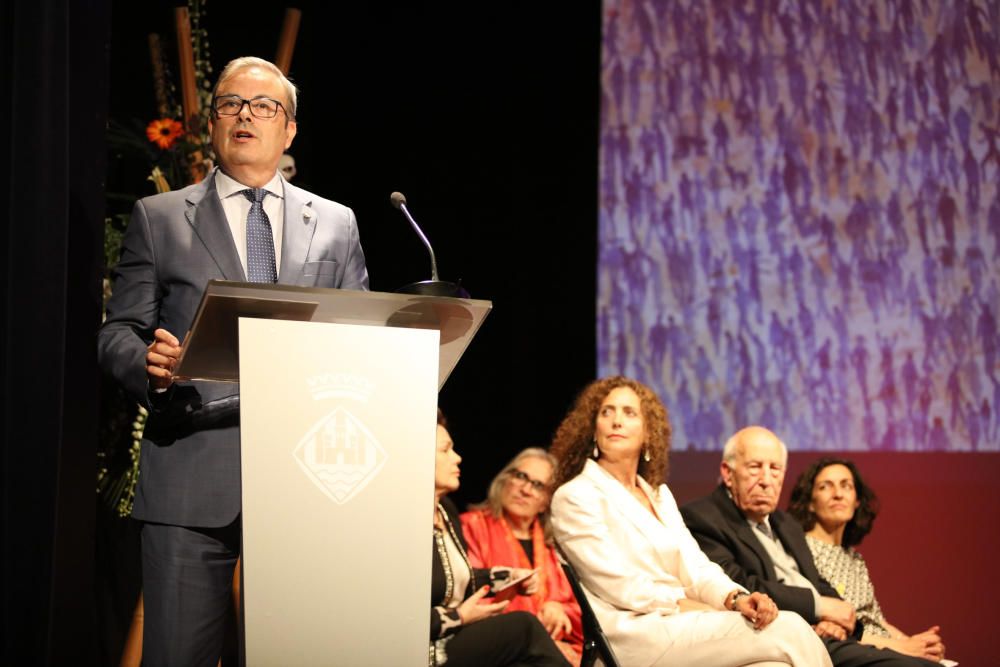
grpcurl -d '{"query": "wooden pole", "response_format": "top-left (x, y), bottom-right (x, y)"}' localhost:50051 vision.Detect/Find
top-left (274, 9), bottom-right (302, 76)
top-left (174, 7), bottom-right (201, 135)
top-left (148, 34), bottom-right (171, 118)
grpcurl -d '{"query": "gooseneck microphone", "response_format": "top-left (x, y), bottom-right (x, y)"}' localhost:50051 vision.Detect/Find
top-left (390, 191), bottom-right (440, 282)
top-left (389, 192), bottom-right (470, 298)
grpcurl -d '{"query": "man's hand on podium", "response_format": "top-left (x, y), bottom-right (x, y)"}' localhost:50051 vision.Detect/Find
top-left (147, 328), bottom-right (181, 390)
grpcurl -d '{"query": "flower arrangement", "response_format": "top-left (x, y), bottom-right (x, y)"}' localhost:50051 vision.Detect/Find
top-left (99, 0), bottom-right (214, 517)
top-left (106, 1), bottom-right (214, 200)
top-left (97, 406), bottom-right (146, 517)
top-left (145, 118), bottom-right (184, 150)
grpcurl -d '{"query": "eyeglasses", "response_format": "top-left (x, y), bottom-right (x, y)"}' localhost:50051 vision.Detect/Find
top-left (509, 469), bottom-right (550, 494)
top-left (212, 95), bottom-right (287, 119)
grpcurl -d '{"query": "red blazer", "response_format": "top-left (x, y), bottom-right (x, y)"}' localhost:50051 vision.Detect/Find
top-left (461, 509), bottom-right (584, 658)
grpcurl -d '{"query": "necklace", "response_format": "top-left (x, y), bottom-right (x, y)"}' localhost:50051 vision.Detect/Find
top-left (433, 502), bottom-right (473, 603)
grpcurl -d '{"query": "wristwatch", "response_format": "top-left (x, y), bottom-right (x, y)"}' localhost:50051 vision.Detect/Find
top-left (729, 591), bottom-right (750, 610)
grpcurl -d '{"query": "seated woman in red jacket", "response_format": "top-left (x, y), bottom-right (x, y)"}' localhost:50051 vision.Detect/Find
top-left (431, 415), bottom-right (569, 667)
top-left (461, 448), bottom-right (584, 666)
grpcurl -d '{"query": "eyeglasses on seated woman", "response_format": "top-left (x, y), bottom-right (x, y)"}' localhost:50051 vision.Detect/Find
top-left (461, 448), bottom-right (585, 665)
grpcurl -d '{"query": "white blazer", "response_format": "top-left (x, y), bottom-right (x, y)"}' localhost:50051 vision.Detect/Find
top-left (551, 460), bottom-right (743, 666)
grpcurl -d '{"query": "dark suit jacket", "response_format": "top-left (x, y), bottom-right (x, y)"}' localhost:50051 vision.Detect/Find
top-left (680, 484), bottom-right (840, 624)
top-left (98, 169), bottom-right (368, 527)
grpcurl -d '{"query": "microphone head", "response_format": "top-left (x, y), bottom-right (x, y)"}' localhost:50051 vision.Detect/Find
top-left (390, 191), bottom-right (407, 209)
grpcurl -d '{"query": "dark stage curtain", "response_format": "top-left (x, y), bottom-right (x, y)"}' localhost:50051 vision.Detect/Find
top-left (1, 0), bottom-right (109, 664)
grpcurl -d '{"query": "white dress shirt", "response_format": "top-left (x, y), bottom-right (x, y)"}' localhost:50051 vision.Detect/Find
top-left (215, 169), bottom-right (285, 276)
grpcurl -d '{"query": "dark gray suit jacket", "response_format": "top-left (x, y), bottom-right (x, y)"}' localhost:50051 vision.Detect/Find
top-left (98, 169), bottom-right (368, 527)
top-left (680, 484), bottom-right (841, 624)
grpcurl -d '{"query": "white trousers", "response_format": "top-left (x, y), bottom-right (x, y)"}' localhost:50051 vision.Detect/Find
top-left (648, 610), bottom-right (832, 667)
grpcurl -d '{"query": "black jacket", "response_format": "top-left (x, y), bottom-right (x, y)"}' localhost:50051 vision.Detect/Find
top-left (680, 484), bottom-right (841, 625)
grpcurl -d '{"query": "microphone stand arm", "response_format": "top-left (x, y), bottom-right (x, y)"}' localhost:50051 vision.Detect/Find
top-left (398, 202), bottom-right (440, 282)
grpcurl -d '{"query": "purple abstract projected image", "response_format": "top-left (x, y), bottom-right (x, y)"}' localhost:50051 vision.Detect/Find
top-left (597, 0), bottom-right (1000, 452)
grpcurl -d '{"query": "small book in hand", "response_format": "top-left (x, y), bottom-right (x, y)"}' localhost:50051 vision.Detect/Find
top-left (492, 570), bottom-right (536, 602)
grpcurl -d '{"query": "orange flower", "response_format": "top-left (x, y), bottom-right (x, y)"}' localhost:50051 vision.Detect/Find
top-left (145, 118), bottom-right (184, 150)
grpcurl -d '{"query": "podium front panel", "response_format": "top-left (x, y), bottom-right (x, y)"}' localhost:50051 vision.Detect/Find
top-left (239, 318), bottom-right (438, 665)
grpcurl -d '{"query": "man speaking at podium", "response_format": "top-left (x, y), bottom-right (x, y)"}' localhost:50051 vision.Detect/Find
top-left (98, 56), bottom-right (368, 666)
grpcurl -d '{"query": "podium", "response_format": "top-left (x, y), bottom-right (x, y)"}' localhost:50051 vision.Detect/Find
top-left (175, 280), bottom-right (492, 666)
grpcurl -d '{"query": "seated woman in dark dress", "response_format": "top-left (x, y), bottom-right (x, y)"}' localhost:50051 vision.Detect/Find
top-left (431, 410), bottom-right (570, 667)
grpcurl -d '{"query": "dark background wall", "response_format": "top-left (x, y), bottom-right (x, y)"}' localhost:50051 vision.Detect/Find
top-left (3, 0), bottom-right (997, 664)
top-left (105, 0), bottom-right (603, 504)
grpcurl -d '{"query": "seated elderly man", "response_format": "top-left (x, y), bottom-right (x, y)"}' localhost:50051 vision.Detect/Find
top-left (680, 426), bottom-right (939, 667)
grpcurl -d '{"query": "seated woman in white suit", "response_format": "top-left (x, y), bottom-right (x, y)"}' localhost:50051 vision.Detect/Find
top-left (548, 376), bottom-right (832, 667)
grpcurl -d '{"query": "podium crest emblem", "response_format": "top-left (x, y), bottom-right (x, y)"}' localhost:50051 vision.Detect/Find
top-left (293, 405), bottom-right (387, 505)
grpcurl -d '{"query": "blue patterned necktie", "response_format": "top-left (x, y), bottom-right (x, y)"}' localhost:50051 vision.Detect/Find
top-left (242, 188), bottom-right (277, 283)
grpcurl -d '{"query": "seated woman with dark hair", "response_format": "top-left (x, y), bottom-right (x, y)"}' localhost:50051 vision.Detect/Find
top-left (788, 458), bottom-right (948, 663)
top-left (461, 448), bottom-right (584, 665)
top-left (430, 411), bottom-right (570, 667)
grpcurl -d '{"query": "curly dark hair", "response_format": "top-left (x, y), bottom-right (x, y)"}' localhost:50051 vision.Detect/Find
top-left (787, 457), bottom-right (880, 548)
top-left (550, 376), bottom-right (671, 490)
